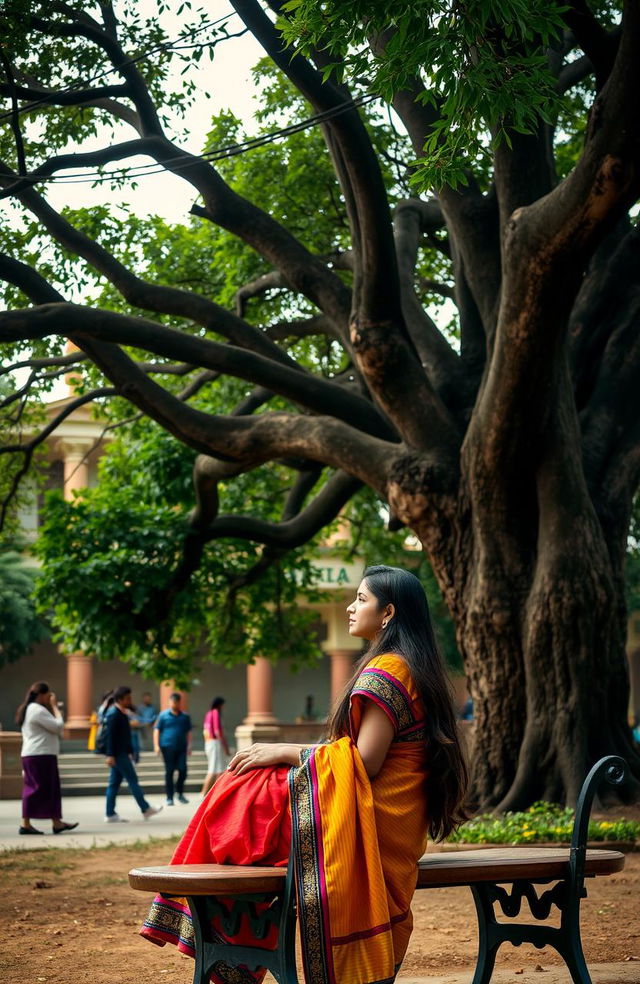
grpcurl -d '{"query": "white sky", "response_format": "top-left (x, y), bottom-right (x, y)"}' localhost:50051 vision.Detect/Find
top-left (8, 3), bottom-right (270, 397)
top-left (43, 2), bottom-right (268, 224)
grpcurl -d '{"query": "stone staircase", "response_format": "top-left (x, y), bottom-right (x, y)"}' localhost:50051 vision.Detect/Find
top-left (59, 749), bottom-right (209, 796)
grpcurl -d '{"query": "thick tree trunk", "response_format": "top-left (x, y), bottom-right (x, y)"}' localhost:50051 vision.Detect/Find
top-left (401, 455), bottom-right (640, 811)
top-left (446, 518), bottom-right (638, 810)
top-left (507, 548), bottom-right (628, 810)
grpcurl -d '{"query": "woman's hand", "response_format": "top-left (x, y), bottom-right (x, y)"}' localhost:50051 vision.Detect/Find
top-left (227, 743), bottom-right (299, 776)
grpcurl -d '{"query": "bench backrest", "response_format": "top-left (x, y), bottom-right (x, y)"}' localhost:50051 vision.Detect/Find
top-left (568, 755), bottom-right (627, 895)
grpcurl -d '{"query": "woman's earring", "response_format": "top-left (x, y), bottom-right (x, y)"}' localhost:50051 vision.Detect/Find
top-left (382, 620), bottom-right (388, 629)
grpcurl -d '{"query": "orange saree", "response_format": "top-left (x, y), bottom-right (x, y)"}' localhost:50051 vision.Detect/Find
top-left (141, 654), bottom-right (429, 984)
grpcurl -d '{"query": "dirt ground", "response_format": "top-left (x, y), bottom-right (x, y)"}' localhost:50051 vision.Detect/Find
top-left (0, 837), bottom-right (638, 984)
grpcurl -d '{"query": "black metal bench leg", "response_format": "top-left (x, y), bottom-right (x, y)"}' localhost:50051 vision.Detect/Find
top-left (183, 884), bottom-right (298, 984)
top-left (553, 896), bottom-right (592, 984)
top-left (470, 885), bottom-right (501, 984)
top-left (188, 895), bottom-right (212, 984)
top-left (561, 942), bottom-right (592, 984)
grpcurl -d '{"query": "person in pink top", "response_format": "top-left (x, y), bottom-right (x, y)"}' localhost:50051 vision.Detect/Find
top-left (201, 696), bottom-right (231, 795)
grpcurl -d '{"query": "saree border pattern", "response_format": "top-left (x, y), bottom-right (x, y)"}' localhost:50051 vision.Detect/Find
top-left (289, 750), bottom-right (335, 984)
top-left (143, 896), bottom-right (196, 953)
top-left (351, 667), bottom-right (416, 734)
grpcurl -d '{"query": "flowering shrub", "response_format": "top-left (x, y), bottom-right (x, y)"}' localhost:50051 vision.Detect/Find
top-left (448, 802), bottom-right (640, 844)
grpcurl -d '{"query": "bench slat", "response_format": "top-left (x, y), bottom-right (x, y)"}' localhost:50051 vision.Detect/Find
top-left (129, 864), bottom-right (287, 895)
top-left (416, 847), bottom-right (625, 887)
top-left (128, 847), bottom-right (624, 897)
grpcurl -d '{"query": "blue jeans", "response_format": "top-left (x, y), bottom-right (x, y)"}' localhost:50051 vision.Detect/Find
top-left (160, 746), bottom-right (187, 800)
top-left (106, 754), bottom-right (150, 817)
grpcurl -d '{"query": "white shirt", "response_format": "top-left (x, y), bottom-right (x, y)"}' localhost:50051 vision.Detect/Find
top-left (21, 702), bottom-right (64, 757)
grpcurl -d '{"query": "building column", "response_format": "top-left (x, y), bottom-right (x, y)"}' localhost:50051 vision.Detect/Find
top-left (60, 440), bottom-right (94, 738)
top-left (60, 440), bottom-right (91, 498)
top-left (63, 651), bottom-right (94, 740)
top-left (244, 658), bottom-right (277, 724)
top-left (235, 658), bottom-right (280, 751)
top-left (329, 649), bottom-right (356, 709)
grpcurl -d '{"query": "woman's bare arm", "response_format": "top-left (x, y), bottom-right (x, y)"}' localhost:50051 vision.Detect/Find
top-left (227, 703), bottom-right (394, 780)
top-left (227, 742), bottom-right (313, 775)
top-left (355, 702), bottom-right (395, 779)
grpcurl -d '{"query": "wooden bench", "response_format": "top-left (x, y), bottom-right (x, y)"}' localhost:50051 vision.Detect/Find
top-left (129, 755), bottom-right (628, 984)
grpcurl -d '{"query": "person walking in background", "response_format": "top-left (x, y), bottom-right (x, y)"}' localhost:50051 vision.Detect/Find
top-left (127, 701), bottom-right (142, 763)
top-left (154, 692), bottom-right (192, 806)
top-left (103, 686), bottom-right (162, 823)
top-left (137, 691), bottom-right (157, 751)
top-left (88, 691), bottom-right (114, 752)
top-left (97, 691), bottom-right (115, 723)
top-left (16, 681), bottom-right (78, 835)
top-left (201, 696), bottom-right (231, 796)
top-left (459, 696), bottom-right (474, 721)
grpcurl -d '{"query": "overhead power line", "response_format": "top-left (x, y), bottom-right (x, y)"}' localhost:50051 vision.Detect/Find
top-left (0, 9), bottom-right (242, 125)
top-left (2, 94), bottom-right (379, 190)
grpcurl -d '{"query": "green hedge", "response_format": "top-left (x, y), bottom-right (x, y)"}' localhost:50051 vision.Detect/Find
top-left (448, 801), bottom-right (640, 845)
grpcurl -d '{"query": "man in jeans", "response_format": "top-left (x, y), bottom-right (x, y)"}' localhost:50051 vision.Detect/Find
top-left (104, 686), bottom-right (162, 823)
top-left (154, 692), bottom-right (192, 805)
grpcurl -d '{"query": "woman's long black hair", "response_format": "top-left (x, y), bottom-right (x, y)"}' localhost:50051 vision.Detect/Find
top-left (15, 681), bottom-right (50, 728)
top-left (327, 565), bottom-right (469, 842)
top-left (210, 696), bottom-right (225, 711)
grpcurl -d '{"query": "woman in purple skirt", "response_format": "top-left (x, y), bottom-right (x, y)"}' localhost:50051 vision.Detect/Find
top-left (16, 681), bottom-right (78, 835)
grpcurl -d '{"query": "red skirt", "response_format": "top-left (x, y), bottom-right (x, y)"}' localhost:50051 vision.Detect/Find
top-left (140, 763), bottom-right (291, 977)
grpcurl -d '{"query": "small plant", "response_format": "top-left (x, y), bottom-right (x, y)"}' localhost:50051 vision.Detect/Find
top-left (449, 802), bottom-right (640, 845)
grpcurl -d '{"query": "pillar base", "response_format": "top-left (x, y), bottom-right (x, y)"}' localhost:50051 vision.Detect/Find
top-left (234, 723), bottom-right (282, 752)
top-left (63, 718), bottom-right (92, 741)
top-left (243, 711), bottom-right (279, 725)
top-left (0, 732), bottom-right (24, 800)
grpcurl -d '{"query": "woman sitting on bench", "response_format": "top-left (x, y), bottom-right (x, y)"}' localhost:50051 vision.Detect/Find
top-left (141, 564), bottom-right (468, 984)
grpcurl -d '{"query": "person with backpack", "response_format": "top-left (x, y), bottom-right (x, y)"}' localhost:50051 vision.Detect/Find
top-left (102, 686), bottom-right (162, 823)
top-left (90, 692), bottom-right (114, 753)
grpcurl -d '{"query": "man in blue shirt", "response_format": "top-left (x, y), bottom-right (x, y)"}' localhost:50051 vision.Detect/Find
top-left (154, 692), bottom-right (193, 805)
top-left (104, 686), bottom-right (162, 822)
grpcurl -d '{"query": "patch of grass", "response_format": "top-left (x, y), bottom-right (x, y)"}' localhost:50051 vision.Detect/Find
top-left (75, 874), bottom-right (130, 887)
top-left (97, 834), bottom-right (181, 852)
top-left (448, 801), bottom-right (640, 844)
top-left (0, 847), bottom-right (77, 882)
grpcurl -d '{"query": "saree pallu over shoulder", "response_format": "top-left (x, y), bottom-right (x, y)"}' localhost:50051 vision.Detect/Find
top-left (289, 655), bottom-right (429, 984)
top-left (349, 654), bottom-right (427, 743)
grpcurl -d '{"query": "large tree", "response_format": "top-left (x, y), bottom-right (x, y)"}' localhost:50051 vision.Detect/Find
top-left (1, 0), bottom-right (639, 808)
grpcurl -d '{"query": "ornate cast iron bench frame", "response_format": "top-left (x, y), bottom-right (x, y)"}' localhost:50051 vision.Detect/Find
top-left (129, 754), bottom-right (628, 984)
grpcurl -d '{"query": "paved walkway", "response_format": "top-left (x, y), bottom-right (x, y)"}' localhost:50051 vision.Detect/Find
top-left (0, 791), bottom-right (197, 850)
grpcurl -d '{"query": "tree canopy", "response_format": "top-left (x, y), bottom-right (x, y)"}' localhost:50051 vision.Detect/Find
top-left (0, 539), bottom-right (47, 667)
top-left (1, 0), bottom-right (639, 807)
